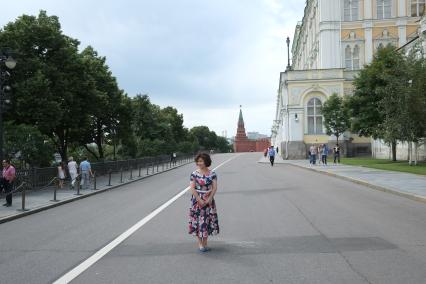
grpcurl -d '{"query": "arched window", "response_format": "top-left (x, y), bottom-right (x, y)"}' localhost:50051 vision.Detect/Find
top-left (353, 45), bottom-right (360, 69)
top-left (345, 45), bottom-right (352, 69)
top-left (307, 98), bottom-right (323, 134)
top-left (344, 0), bottom-right (359, 21)
top-left (411, 0), bottom-right (426, 17)
top-left (377, 0), bottom-right (391, 19)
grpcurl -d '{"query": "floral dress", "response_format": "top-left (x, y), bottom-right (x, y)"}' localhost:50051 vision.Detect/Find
top-left (188, 170), bottom-right (220, 238)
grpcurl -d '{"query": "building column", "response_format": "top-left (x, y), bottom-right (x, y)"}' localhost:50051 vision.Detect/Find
top-left (364, 23), bottom-right (374, 63)
top-left (364, 0), bottom-right (372, 19)
top-left (398, 23), bottom-right (407, 47)
top-left (398, 0), bottom-right (406, 17)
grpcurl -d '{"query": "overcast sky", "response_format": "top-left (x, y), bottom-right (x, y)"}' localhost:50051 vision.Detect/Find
top-left (2, 0), bottom-right (304, 137)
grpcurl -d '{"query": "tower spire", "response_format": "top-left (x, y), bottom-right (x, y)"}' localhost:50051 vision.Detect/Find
top-left (238, 105), bottom-right (244, 127)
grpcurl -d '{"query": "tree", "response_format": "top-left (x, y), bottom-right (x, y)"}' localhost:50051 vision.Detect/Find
top-left (0, 11), bottom-right (93, 161)
top-left (403, 53), bottom-right (426, 165)
top-left (349, 46), bottom-right (405, 161)
top-left (322, 93), bottom-right (350, 146)
top-left (79, 46), bottom-right (126, 160)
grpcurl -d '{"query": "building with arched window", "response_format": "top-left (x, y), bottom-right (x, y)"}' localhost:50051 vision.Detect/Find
top-left (271, 0), bottom-right (425, 159)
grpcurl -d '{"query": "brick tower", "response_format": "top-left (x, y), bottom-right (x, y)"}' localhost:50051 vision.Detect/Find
top-left (236, 107), bottom-right (248, 140)
top-left (234, 106), bottom-right (271, 153)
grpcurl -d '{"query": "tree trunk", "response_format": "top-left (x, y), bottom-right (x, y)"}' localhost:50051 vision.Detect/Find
top-left (53, 129), bottom-right (68, 162)
top-left (414, 142), bottom-right (418, 166)
top-left (408, 142), bottom-right (412, 166)
top-left (391, 140), bottom-right (397, 162)
top-left (84, 144), bottom-right (100, 161)
top-left (95, 121), bottom-right (104, 160)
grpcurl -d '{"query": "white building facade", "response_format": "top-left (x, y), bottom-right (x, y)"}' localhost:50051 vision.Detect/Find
top-left (272, 0), bottom-right (425, 159)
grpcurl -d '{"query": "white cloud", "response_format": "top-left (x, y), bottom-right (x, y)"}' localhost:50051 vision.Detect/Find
top-left (2, 0), bottom-right (304, 136)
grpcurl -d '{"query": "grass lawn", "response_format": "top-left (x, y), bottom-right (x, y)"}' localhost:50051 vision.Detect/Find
top-left (341, 157), bottom-right (426, 176)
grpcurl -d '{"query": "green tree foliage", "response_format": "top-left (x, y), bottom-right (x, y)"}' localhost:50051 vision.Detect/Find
top-left (0, 11), bottom-right (230, 166)
top-left (4, 123), bottom-right (54, 167)
top-left (322, 93), bottom-right (350, 145)
top-left (79, 46), bottom-right (129, 160)
top-left (0, 11), bottom-right (92, 161)
top-left (350, 45), bottom-right (426, 162)
top-left (189, 126), bottom-right (232, 152)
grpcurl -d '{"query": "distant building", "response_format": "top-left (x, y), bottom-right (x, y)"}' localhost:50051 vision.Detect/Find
top-left (247, 132), bottom-right (269, 140)
top-left (234, 107), bottom-right (270, 152)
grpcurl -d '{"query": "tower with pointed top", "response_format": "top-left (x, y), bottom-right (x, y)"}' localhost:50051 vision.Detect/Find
top-left (236, 107), bottom-right (248, 141)
top-left (234, 106), bottom-right (270, 152)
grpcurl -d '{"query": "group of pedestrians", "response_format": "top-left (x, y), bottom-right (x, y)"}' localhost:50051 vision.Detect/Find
top-left (308, 143), bottom-right (341, 166)
top-left (58, 156), bottom-right (93, 190)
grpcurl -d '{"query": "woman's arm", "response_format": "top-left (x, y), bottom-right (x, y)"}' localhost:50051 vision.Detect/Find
top-left (190, 181), bottom-right (205, 206)
top-left (207, 179), bottom-right (217, 205)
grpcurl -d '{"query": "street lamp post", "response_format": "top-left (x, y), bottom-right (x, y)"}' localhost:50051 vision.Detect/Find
top-left (0, 49), bottom-right (17, 163)
top-left (286, 36), bottom-right (291, 71)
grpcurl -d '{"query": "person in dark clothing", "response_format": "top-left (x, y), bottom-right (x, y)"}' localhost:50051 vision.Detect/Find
top-left (333, 144), bottom-right (341, 164)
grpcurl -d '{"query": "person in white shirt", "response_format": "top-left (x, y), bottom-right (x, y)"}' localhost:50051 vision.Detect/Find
top-left (68, 157), bottom-right (78, 189)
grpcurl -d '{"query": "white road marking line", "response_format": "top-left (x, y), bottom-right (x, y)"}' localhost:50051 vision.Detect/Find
top-left (53, 154), bottom-right (241, 284)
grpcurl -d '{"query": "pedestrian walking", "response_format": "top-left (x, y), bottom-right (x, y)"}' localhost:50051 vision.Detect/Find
top-left (317, 144), bottom-right (323, 165)
top-left (171, 152), bottom-right (177, 165)
top-left (309, 145), bottom-right (317, 166)
top-left (321, 144), bottom-right (329, 166)
top-left (2, 160), bottom-right (16, 207)
top-left (79, 157), bottom-right (93, 190)
top-left (268, 146), bottom-right (276, 166)
top-left (188, 153), bottom-right (219, 252)
top-left (68, 157), bottom-right (78, 189)
top-left (57, 162), bottom-right (66, 189)
top-left (333, 144), bottom-right (341, 164)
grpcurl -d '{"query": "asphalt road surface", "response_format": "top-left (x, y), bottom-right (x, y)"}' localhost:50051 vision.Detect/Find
top-left (0, 153), bottom-right (426, 284)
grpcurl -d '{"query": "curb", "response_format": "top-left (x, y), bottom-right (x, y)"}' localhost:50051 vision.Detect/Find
top-left (286, 163), bottom-right (426, 204)
top-left (0, 160), bottom-right (193, 225)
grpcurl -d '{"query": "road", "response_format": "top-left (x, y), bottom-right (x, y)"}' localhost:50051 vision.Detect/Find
top-left (0, 153), bottom-right (426, 284)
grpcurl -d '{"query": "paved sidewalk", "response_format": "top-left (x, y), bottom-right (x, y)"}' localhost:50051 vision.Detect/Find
top-left (0, 160), bottom-right (191, 223)
top-left (258, 154), bottom-right (286, 165)
top-left (263, 158), bottom-right (426, 203)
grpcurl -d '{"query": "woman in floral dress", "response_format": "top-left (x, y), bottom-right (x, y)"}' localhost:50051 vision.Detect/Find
top-left (188, 153), bottom-right (219, 252)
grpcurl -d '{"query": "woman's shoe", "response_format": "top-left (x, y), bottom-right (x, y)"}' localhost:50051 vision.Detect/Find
top-left (199, 247), bottom-right (208, 253)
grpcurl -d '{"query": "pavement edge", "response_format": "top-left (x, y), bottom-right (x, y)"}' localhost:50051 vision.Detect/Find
top-left (0, 161), bottom-right (193, 225)
top-left (286, 162), bottom-right (426, 204)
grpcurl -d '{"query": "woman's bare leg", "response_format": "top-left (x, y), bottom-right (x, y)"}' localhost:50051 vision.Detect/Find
top-left (196, 236), bottom-right (203, 248)
top-left (202, 237), bottom-right (208, 248)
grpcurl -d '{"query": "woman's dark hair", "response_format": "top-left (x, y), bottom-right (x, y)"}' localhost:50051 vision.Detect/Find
top-left (195, 153), bottom-right (212, 167)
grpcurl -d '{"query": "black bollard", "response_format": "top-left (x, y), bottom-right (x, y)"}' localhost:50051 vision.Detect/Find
top-left (151, 162), bottom-right (155, 174)
top-left (20, 188), bottom-right (29, 211)
top-left (75, 178), bottom-right (82, 196)
top-left (107, 169), bottom-right (112, 186)
top-left (51, 179), bottom-right (59, 202)
top-left (93, 172), bottom-right (97, 190)
top-left (120, 168), bottom-right (123, 183)
top-left (146, 163), bottom-right (149, 175)
top-left (130, 166), bottom-right (133, 180)
top-left (138, 164), bottom-right (142, 177)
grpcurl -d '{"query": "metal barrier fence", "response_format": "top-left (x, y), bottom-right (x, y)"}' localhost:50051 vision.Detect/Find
top-left (14, 154), bottom-right (194, 191)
